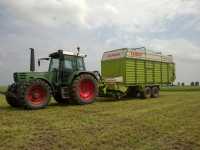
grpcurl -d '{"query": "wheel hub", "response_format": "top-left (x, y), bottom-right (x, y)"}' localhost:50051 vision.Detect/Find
top-left (26, 85), bottom-right (47, 105)
top-left (79, 79), bottom-right (95, 101)
top-left (32, 92), bottom-right (40, 99)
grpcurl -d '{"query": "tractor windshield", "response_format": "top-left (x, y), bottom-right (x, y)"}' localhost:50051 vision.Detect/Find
top-left (77, 57), bottom-right (85, 70)
top-left (64, 59), bottom-right (73, 70)
top-left (49, 58), bottom-right (59, 72)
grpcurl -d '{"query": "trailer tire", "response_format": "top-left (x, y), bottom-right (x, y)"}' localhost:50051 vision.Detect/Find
top-left (6, 84), bottom-right (22, 107)
top-left (151, 87), bottom-right (159, 98)
top-left (70, 74), bottom-right (98, 105)
top-left (141, 87), bottom-right (151, 99)
top-left (18, 80), bottom-right (51, 109)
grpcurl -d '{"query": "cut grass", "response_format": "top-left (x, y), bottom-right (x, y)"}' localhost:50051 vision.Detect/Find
top-left (0, 91), bottom-right (200, 150)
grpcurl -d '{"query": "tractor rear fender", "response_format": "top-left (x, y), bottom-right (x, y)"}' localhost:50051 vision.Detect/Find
top-left (69, 71), bottom-right (98, 85)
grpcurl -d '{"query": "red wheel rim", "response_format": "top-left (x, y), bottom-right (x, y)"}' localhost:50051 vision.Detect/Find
top-left (26, 85), bottom-right (47, 105)
top-left (79, 79), bottom-right (95, 102)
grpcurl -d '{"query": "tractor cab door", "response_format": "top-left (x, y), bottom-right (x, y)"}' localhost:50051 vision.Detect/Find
top-left (62, 56), bottom-right (75, 83)
top-left (48, 58), bottom-right (60, 85)
top-left (62, 56), bottom-right (86, 84)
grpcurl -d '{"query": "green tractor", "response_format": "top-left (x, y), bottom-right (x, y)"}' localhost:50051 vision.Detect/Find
top-left (6, 48), bottom-right (99, 109)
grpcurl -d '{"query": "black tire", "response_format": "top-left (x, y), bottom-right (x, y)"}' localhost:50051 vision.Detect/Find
top-left (18, 80), bottom-right (51, 109)
top-left (6, 83), bottom-right (22, 107)
top-left (70, 74), bottom-right (98, 105)
top-left (151, 86), bottom-right (159, 98)
top-left (141, 87), bottom-right (151, 99)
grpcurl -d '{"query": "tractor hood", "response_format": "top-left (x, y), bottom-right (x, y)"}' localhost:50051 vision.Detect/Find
top-left (13, 72), bottom-right (49, 83)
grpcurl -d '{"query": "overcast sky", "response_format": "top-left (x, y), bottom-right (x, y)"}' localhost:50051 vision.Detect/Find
top-left (0, 0), bottom-right (200, 85)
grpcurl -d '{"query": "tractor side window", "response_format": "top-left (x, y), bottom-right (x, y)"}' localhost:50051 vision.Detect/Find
top-left (77, 58), bottom-right (85, 70)
top-left (49, 58), bottom-right (59, 72)
top-left (64, 59), bottom-right (73, 70)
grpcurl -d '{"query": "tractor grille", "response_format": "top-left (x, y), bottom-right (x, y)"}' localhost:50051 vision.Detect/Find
top-left (18, 74), bottom-right (26, 80)
top-left (14, 73), bottom-right (27, 82)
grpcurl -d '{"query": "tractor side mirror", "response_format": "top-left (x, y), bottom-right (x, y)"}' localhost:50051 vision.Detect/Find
top-left (38, 58), bottom-right (50, 67)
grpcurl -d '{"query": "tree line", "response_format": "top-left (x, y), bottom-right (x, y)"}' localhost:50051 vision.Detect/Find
top-left (177, 82), bottom-right (199, 86)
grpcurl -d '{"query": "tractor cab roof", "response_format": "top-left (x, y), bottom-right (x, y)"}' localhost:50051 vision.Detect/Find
top-left (49, 50), bottom-right (86, 58)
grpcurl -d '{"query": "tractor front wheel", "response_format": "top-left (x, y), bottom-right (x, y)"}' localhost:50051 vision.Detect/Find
top-left (70, 74), bottom-right (98, 105)
top-left (18, 80), bottom-right (51, 109)
top-left (6, 83), bottom-right (22, 107)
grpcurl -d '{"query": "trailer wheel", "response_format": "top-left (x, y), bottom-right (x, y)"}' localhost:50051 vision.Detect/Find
top-left (6, 83), bottom-right (22, 107)
top-left (18, 80), bottom-right (51, 109)
top-left (141, 87), bottom-right (151, 99)
top-left (70, 74), bottom-right (98, 105)
top-left (151, 87), bottom-right (159, 98)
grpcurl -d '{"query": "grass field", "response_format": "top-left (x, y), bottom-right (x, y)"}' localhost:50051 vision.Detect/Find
top-left (0, 87), bottom-right (200, 150)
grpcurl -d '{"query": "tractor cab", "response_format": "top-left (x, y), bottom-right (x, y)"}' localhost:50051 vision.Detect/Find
top-left (49, 50), bottom-right (86, 71)
top-left (47, 49), bottom-right (87, 86)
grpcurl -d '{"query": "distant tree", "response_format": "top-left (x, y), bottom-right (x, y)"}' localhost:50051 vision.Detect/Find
top-left (181, 82), bottom-right (185, 86)
top-left (191, 82), bottom-right (195, 86)
top-left (177, 82), bottom-right (181, 86)
top-left (195, 81), bottom-right (199, 86)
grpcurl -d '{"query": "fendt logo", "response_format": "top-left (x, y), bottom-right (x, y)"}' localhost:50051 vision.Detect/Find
top-left (128, 51), bottom-right (144, 57)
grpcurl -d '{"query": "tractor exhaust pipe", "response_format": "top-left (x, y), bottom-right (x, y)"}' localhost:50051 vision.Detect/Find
top-left (30, 48), bottom-right (35, 72)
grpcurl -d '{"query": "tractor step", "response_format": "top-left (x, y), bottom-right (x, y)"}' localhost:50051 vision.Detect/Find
top-left (61, 87), bottom-right (70, 99)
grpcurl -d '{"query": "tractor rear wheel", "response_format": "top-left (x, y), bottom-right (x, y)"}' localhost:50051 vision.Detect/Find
top-left (151, 86), bottom-right (159, 98)
top-left (141, 87), bottom-right (151, 99)
top-left (18, 80), bottom-right (51, 109)
top-left (6, 83), bottom-right (22, 107)
top-left (70, 74), bottom-right (98, 105)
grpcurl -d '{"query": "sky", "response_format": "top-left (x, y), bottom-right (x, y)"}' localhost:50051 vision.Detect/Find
top-left (0, 0), bottom-right (200, 85)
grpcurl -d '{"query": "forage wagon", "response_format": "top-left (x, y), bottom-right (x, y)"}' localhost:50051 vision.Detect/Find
top-left (100, 47), bottom-right (175, 98)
